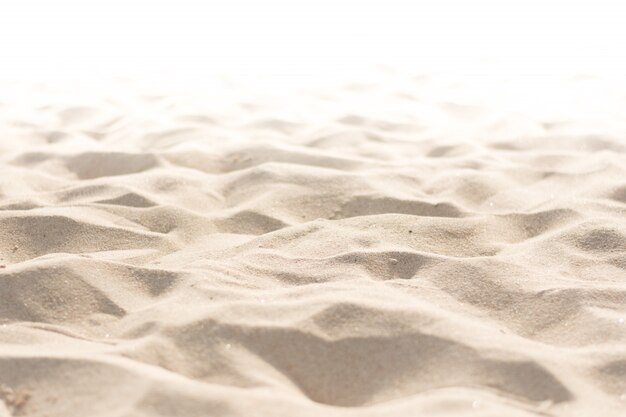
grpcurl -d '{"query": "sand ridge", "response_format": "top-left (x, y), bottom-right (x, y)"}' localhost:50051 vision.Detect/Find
top-left (0, 73), bottom-right (625, 416)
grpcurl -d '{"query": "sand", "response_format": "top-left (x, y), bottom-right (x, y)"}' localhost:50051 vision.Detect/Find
top-left (0, 71), bottom-right (625, 417)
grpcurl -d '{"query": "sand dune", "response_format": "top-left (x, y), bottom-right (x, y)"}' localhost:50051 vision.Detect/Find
top-left (1, 73), bottom-right (625, 416)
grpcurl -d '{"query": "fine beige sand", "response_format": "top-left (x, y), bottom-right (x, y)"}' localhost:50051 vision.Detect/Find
top-left (0, 72), bottom-right (625, 417)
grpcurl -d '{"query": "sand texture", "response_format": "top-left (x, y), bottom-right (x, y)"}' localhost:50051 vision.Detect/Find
top-left (0, 73), bottom-right (625, 416)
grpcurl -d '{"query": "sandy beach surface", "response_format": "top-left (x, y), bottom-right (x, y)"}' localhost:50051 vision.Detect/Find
top-left (0, 71), bottom-right (625, 417)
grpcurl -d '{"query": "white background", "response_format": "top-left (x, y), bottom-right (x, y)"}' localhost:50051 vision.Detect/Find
top-left (0, 0), bottom-right (625, 81)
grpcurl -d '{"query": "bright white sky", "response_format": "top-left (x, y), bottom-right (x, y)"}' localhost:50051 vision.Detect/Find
top-left (0, 0), bottom-right (625, 81)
